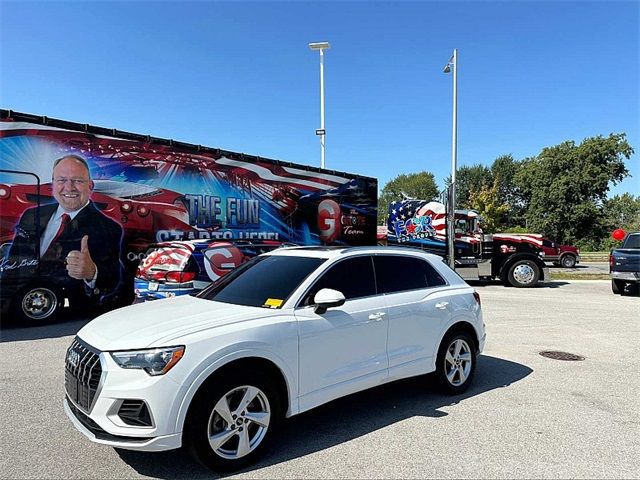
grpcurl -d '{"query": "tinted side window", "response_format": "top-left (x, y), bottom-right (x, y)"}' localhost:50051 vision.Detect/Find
top-left (303, 256), bottom-right (376, 305)
top-left (422, 260), bottom-right (447, 287)
top-left (374, 256), bottom-right (446, 294)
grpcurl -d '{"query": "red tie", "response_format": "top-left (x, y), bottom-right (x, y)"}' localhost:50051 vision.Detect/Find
top-left (44, 213), bottom-right (70, 258)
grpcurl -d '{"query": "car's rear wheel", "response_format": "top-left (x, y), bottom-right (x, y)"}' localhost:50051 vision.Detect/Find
top-left (185, 367), bottom-right (282, 472)
top-left (435, 331), bottom-right (477, 395)
top-left (10, 285), bottom-right (62, 326)
top-left (560, 254), bottom-right (577, 268)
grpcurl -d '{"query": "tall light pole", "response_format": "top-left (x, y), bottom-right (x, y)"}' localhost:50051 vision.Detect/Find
top-left (443, 49), bottom-right (458, 269)
top-left (309, 41), bottom-right (330, 169)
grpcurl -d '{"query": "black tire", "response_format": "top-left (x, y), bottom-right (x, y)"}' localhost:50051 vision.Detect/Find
top-left (560, 254), bottom-right (577, 268)
top-left (435, 331), bottom-right (477, 395)
top-left (184, 367), bottom-right (283, 472)
top-left (507, 259), bottom-right (540, 288)
top-left (9, 285), bottom-right (62, 326)
top-left (611, 279), bottom-right (623, 295)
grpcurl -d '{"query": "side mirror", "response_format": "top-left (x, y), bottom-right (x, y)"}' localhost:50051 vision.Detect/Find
top-left (313, 288), bottom-right (346, 315)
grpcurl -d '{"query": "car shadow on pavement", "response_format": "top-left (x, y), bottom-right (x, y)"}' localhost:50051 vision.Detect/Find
top-left (467, 280), bottom-right (570, 289)
top-left (115, 355), bottom-right (533, 479)
top-left (0, 311), bottom-right (93, 342)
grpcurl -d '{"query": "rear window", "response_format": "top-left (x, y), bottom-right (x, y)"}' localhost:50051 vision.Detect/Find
top-left (623, 234), bottom-right (640, 249)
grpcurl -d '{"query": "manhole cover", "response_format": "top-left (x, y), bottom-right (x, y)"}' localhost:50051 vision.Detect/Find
top-left (539, 350), bottom-right (585, 361)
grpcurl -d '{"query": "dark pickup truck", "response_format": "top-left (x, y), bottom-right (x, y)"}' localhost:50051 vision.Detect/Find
top-left (610, 232), bottom-right (640, 295)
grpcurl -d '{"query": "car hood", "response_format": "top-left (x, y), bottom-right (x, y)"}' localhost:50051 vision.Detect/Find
top-left (77, 295), bottom-right (280, 351)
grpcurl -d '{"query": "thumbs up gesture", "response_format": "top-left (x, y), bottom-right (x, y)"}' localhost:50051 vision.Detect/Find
top-left (66, 235), bottom-right (97, 280)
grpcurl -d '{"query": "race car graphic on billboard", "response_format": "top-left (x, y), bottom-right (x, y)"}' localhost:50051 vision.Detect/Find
top-left (0, 110), bottom-right (377, 324)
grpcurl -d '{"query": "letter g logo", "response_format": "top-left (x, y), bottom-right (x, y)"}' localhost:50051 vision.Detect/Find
top-left (318, 199), bottom-right (341, 243)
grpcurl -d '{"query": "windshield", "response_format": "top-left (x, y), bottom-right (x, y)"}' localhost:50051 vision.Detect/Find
top-left (196, 255), bottom-right (326, 308)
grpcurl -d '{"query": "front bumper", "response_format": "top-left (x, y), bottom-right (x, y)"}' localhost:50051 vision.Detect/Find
top-left (64, 398), bottom-right (181, 451)
top-left (134, 278), bottom-right (197, 302)
top-left (64, 341), bottom-right (188, 452)
top-left (610, 271), bottom-right (640, 282)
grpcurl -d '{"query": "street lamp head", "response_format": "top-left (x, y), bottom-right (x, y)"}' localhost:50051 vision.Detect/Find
top-left (443, 51), bottom-right (455, 73)
top-left (309, 41), bottom-right (331, 51)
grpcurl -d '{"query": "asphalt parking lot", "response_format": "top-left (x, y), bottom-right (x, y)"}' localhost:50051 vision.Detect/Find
top-left (1, 280), bottom-right (638, 479)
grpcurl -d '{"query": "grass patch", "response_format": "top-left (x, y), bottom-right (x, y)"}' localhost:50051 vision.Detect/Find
top-left (550, 272), bottom-right (610, 280)
top-left (580, 252), bottom-right (609, 262)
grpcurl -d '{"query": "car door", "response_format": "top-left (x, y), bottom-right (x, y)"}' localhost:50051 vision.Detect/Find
top-left (295, 255), bottom-right (389, 403)
top-left (373, 254), bottom-right (451, 378)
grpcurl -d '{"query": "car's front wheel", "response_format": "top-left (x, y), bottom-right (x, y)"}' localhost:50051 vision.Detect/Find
top-left (435, 331), bottom-right (477, 395)
top-left (506, 259), bottom-right (540, 288)
top-left (184, 367), bottom-right (282, 472)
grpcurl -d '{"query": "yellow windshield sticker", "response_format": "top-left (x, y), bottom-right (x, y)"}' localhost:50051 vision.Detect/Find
top-left (264, 298), bottom-right (284, 309)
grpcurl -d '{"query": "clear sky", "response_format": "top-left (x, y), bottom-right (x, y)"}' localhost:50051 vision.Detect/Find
top-left (1, 0), bottom-right (638, 197)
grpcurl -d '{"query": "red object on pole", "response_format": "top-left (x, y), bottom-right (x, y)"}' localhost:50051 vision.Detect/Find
top-left (612, 229), bottom-right (626, 241)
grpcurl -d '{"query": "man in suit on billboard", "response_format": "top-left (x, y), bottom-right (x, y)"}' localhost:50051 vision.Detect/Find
top-left (5, 154), bottom-right (124, 305)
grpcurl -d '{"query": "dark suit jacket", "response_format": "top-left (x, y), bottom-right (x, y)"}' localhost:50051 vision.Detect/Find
top-left (4, 202), bottom-right (124, 302)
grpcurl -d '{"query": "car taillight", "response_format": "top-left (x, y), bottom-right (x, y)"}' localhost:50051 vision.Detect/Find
top-left (120, 201), bottom-right (133, 213)
top-left (609, 254), bottom-right (615, 268)
top-left (0, 184), bottom-right (10, 199)
top-left (473, 291), bottom-right (481, 307)
top-left (165, 271), bottom-right (196, 283)
top-left (137, 205), bottom-right (150, 217)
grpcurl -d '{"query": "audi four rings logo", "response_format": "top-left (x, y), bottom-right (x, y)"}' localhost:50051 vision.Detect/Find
top-left (317, 199), bottom-right (341, 243)
top-left (67, 349), bottom-right (80, 369)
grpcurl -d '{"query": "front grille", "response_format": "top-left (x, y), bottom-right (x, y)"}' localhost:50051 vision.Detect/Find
top-left (65, 338), bottom-right (102, 412)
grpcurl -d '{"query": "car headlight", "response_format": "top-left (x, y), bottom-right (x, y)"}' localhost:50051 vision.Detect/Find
top-left (110, 346), bottom-right (185, 376)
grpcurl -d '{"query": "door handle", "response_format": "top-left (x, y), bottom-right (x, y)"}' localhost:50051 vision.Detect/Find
top-left (435, 302), bottom-right (449, 310)
top-left (368, 312), bottom-right (386, 321)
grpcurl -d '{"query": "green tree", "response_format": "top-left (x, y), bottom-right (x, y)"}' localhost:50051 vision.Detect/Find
top-left (468, 179), bottom-right (510, 232)
top-left (490, 154), bottom-right (525, 228)
top-left (597, 193), bottom-right (640, 250)
top-left (515, 133), bottom-right (633, 244)
top-left (602, 193), bottom-right (640, 231)
top-left (453, 164), bottom-right (493, 208)
top-left (378, 171), bottom-right (439, 223)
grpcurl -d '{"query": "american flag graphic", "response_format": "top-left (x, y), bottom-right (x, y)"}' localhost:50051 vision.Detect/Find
top-left (387, 200), bottom-right (443, 242)
top-left (387, 200), bottom-right (482, 245)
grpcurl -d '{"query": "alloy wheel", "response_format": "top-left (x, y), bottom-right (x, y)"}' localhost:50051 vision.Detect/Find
top-left (207, 385), bottom-right (271, 460)
top-left (21, 288), bottom-right (58, 320)
top-left (444, 338), bottom-right (473, 386)
top-left (512, 264), bottom-right (535, 285)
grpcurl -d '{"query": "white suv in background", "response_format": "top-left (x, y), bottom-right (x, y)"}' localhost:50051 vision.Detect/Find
top-left (64, 246), bottom-right (485, 471)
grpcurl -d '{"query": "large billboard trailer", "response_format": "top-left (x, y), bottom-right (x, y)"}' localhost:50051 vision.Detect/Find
top-left (0, 110), bottom-right (378, 325)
